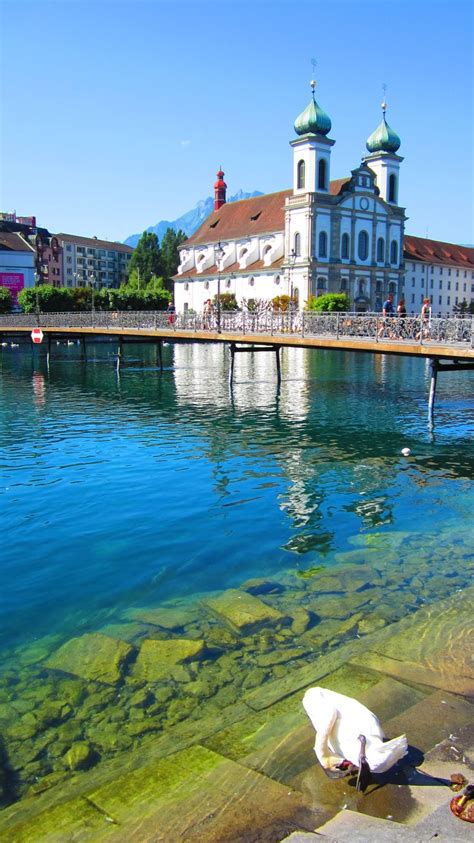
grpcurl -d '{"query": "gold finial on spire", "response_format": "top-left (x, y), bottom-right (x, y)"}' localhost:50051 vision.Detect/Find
top-left (381, 83), bottom-right (388, 115)
top-left (311, 58), bottom-right (318, 99)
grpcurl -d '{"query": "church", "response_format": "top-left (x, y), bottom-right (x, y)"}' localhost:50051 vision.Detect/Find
top-left (175, 83), bottom-right (473, 315)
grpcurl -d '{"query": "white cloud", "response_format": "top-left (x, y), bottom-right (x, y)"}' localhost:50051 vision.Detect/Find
top-left (180, 139), bottom-right (191, 148)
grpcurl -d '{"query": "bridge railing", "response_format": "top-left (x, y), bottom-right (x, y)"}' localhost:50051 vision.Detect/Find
top-left (0, 310), bottom-right (473, 347)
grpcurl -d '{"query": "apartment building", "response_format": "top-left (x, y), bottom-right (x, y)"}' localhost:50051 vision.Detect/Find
top-left (402, 236), bottom-right (474, 315)
top-left (57, 234), bottom-right (134, 288)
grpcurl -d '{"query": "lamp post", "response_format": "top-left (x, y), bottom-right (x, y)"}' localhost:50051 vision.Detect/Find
top-left (88, 273), bottom-right (96, 314)
top-left (33, 270), bottom-right (40, 317)
top-left (215, 241), bottom-right (225, 333)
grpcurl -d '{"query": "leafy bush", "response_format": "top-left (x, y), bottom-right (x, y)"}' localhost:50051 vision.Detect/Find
top-left (18, 285), bottom-right (74, 313)
top-left (17, 284), bottom-right (171, 313)
top-left (306, 293), bottom-right (350, 312)
top-left (272, 295), bottom-right (292, 312)
top-left (0, 286), bottom-right (12, 313)
top-left (213, 292), bottom-right (240, 311)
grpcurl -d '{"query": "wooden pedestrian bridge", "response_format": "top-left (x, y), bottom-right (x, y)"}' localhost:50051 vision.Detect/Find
top-left (1, 310), bottom-right (473, 419)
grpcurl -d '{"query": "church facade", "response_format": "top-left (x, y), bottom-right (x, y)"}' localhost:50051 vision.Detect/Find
top-left (175, 84), bottom-right (473, 315)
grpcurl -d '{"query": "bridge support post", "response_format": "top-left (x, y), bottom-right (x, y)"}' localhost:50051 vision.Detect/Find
top-left (156, 339), bottom-right (163, 372)
top-left (81, 336), bottom-right (87, 359)
top-left (229, 343), bottom-right (236, 386)
top-left (46, 334), bottom-right (52, 366)
top-left (228, 343), bottom-right (282, 386)
top-left (275, 345), bottom-right (281, 384)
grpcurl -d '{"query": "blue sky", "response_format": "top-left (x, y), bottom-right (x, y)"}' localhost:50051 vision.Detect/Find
top-left (1, 0), bottom-right (473, 245)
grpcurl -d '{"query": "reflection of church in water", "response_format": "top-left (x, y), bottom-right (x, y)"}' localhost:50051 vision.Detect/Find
top-left (175, 81), bottom-right (406, 313)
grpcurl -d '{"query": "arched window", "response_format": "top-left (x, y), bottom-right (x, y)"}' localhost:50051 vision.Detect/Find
top-left (389, 281), bottom-right (397, 294)
top-left (274, 275), bottom-right (281, 286)
top-left (318, 231), bottom-right (328, 258)
top-left (340, 278), bottom-right (347, 291)
top-left (249, 277), bottom-right (255, 287)
top-left (318, 158), bottom-right (327, 190)
top-left (294, 232), bottom-right (301, 256)
top-left (297, 159), bottom-right (305, 189)
top-left (388, 174), bottom-right (397, 203)
top-left (358, 279), bottom-right (366, 295)
top-left (341, 233), bottom-right (350, 259)
top-left (376, 280), bottom-right (382, 292)
top-left (377, 237), bottom-right (385, 263)
top-left (358, 230), bottom-right (369, 261)
top-left (390, 240), bottom-right (398, 264)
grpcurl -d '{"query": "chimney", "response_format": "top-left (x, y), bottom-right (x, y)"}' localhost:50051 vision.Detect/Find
top-left (214, 167), bottom-right (227, 211)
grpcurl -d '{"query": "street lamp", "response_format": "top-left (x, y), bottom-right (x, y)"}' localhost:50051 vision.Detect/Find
top-left (33, 270), bottom-right (40, 316)
top-left (88, 274), bottom-right (96, 313)
top-left (289, 248), bottom-right (297, 301)
top-left (215, 241), bottom-right (225, 333)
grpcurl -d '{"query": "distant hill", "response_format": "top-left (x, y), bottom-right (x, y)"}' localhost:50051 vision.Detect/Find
top-left (124, 189), bottom-right (263, 247)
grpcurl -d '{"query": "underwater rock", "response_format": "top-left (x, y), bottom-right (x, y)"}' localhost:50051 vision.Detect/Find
top-left (129, 606), bottom-right (198, 630)
top-left (358, 616), bottom-right (387, 634)
top-left (34, 700), bottom-right (73, 729)
top-left (289, 607), bottom-right (312, 635)
top-left (306, 564), bottom-right (382, 595)
top-left (255, 647), bottom-right (309, 668)
top-left (201, 589), bottom-right (289, 636)
top-left (308, 592), bottom-right (370, 620)
top-left (26, 771), bottom-right (67, 797)
top-left (242, 668), bottom-right (270, 690)
top-left (240, 578), bottom-right (285, 595)
top-left (205, 627), bottom-right (239, 650)
top-left (65, 742), bottom-right (98, 771)
top-left (45, 633), bottom-right (134, 685)
top-left (129, 687), bottom-right (155, 709)
top-left (132, 639), bottom-right (205, 682)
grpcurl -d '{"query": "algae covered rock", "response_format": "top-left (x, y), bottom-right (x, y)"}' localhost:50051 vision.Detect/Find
top-left (132, 638), bottom-right (205, 682)
top-left (65, 742), bottom-right (98, 771)
top-left (201, 589), bottom-right (289, 636)
top-left (130, 605), bottom-right (198, 630)
top-left (45, 633), bottom-right (134, 685)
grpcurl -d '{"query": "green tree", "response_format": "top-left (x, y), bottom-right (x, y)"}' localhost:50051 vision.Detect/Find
top-left (128, 232), bottom-right (163, 284)
top-left (306, 293), bottom-right (350, 312)
top-left (18, 285), bottom-right (74, 313)
top-left (0, 287), bottom-right (12, 313)
top-left (160, 228), bottom-right (187, 290)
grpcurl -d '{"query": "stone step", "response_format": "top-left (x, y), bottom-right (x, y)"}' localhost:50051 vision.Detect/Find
top-left (5, 744), bottom-right (330, 842)
top-left (309, 807), bottom-right (469, 841)
top-left (383, 688), bottom-right (474, 754)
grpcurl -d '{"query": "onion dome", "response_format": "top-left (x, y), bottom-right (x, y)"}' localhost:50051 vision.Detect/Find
top-left (366, 101), bottom-right (401, 153)
top-left (294, 80), bottom-right (331, 137)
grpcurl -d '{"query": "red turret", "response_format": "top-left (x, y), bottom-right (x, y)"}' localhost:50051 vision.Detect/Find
top-left (214, 167), bottom-right (227, 211)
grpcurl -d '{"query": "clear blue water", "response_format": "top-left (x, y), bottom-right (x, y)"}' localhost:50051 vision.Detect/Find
top-left (0, 339), bottom-right (473, 805)
top-left (1, 341), bottom-right (473, 652)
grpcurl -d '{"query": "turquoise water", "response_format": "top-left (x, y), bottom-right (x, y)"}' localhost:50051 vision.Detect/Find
top-left (0, 340), bottom-right (473, 802)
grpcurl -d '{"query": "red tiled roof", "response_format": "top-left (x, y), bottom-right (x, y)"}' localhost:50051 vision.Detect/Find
top-left (404, 235), bottom-right (474, 267)
top-left (176, 255), bottom-right (285, 280)
top-left (0, 232), bottom-right (35, 253)
top-left (329, 178), bottom-right (350, 195)
top-left (56, 233), bottom-right (134, 253)
top-left (186, 190), bottom-right (291, 246)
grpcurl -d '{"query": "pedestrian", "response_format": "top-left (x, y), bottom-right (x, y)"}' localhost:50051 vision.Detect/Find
top-left (166, 302), bottom-right (176, 326)
top-left (377, 292), bottom-right (394, 338)
top-left (416, 298), bottom-right (431, 340)
top-left (203, 298), bottom-right (213, 329)
top-left (396, 298), bottom-right (407, 317)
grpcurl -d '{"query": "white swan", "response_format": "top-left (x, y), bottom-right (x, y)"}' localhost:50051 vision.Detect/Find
top-left (303, 686), bottom-right (408, 790)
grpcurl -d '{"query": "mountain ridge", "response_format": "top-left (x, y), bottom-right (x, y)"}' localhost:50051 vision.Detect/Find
top-left (124, 189), bottom-right (263, 247)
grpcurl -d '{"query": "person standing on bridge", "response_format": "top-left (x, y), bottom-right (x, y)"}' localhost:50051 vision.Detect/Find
top-left (377, 292), bottom-right (394, 338)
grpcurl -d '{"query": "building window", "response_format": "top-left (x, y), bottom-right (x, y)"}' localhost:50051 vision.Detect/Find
top-left (388, 173), bottom-right (397, 202)
top-left (448, 268), bottom-right (451, 276)
top-left (358, 230), bottom-right (369, 261)
top-left (297, 159), bottom-right (305, 189)
top-left (455, 282), bottom-right (459, 290)
top-left (439, 295), bottom-right (442, 305)
top-left (225, 279), bottom-right (231, 288)
top-left (318, 158), bottom-right (327, 190)
top-left (390, 240), bottom-right (398, 264)
top-left (430, 279), bottom-right (433, 288)
top-left (204, 281), bottom-right (209, 289)
top-left (317, 276), bottom-right (327, 293)
top-left (66, 245), bottom-right (72, 252)
top-left (341, 233), bottom-right (349, 259)
top-left (447, 296), bottom-right (450, 305)
top-left (431, 266), bottom-right (434, 274)
top-left (275, 275), bottom-right (281, 285)
top-left (411, 293), bottom-right (415, 304)
top-left (294, 232), bottom-right (301, 256)
top-left (412, 278), bottom-right (415, 287)
top-left (376, 238), bottom-right (384, 262)
top-left (340, 278), bottom-right (347, 290)
top-left (440, 280), bottom-right (443, 289)
top-left (447, 281), bottom-right (451, 290)
top-left (249, 277), bottom-right (254, 287)
top-left (319, 231), bottom-right (328, 258)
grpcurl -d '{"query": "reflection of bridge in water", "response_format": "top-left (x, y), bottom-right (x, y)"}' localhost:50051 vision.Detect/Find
top-left (1, 310), bottom-right (473, 424)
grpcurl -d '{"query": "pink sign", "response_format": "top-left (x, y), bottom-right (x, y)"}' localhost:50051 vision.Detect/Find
top-left (0, 272), bottom-right (24, 305)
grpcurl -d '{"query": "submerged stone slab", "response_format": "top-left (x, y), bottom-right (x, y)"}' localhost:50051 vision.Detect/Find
top-left (132, 638), bottom-right (205, 682)
top-left (129, 605), bottom-right (198, 630)
top-left (350, 585), bottom-right (474, 697)
top-left (45, 633), bottom-right (133, 685)
top-left (201, 588), bottom-right (289, 635)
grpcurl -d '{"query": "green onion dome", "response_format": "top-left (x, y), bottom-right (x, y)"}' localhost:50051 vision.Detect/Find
top-left (366, 103), bottom-right (401, 153)
top-left (294, 81), bottom-right (332, 137)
